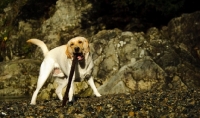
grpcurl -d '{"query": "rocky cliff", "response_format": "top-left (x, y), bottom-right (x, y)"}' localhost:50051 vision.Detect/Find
top-left (0, 0), bottom-right (200, 101)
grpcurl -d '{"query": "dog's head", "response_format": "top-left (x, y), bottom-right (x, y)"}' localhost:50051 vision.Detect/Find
top-left (66, 37), bottom-right (90, 61)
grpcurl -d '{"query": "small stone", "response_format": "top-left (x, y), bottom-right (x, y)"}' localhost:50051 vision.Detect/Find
top-left (129, 111), bottom-right (134, 116)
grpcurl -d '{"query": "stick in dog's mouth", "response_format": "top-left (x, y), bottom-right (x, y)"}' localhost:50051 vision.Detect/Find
top-left (74, 53), bottom-right (84, 61)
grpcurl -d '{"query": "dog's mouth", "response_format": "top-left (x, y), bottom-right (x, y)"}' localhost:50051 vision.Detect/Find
top-left (74, 53), bottom-right (84, 61)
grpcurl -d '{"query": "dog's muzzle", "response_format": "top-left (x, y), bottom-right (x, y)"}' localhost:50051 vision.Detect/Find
top-left (74, 47), bottom-right (80, 53)
top-left (74, 52), bottom-right (84, 61)
top-left (73, 47), bottom-right (84, 61)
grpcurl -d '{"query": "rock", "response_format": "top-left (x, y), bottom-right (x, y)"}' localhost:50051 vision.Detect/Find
top-left (98, 57), bottom-right (165, 94)
top-left (0, 59), bottom-right (41, 96)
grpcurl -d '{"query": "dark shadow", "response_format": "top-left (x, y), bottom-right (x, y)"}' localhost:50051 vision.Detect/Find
top-left (15, 0), bottom-right (57, 21)
top-left (81, 0), bottom-right (200, 32)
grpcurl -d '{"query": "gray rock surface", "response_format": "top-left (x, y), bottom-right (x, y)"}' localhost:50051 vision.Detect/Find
top-left (0, 59), bottom-right (40, 96)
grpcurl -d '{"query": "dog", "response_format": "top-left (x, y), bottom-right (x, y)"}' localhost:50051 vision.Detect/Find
top-left (27, 36), bottom-right (101, 105)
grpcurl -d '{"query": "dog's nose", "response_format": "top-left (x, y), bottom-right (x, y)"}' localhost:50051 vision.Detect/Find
top-left (74, 47), bottom-right (80, 53)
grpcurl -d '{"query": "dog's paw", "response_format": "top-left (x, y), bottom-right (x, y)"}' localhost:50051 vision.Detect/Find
top-left (30, 102), bottom-right (36, 105)
top-left (95, 93), bottom-right (101, 97)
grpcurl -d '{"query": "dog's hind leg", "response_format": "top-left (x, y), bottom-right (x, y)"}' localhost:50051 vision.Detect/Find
top-left (55, 78), bottom-right (68, 100)
top-left (30, 59), bottom-right (54, 105)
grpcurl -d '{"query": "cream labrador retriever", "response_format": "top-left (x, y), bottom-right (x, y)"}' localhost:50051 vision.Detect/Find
top-left (27, 37), bottom-right (101, 105)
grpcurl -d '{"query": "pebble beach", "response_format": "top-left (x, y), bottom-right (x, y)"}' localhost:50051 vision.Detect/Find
top-left (1, 89), bottom-right (200, 118)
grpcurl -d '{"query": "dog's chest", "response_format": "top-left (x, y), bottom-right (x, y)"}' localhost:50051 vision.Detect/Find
top-left (74, 63), bottom-right (87, 82)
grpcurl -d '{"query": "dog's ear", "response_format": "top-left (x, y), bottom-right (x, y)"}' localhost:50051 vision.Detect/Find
top-left (65, 44), bottom-right (72, 59)
top-left (83, 38), bottom-right (90, 53)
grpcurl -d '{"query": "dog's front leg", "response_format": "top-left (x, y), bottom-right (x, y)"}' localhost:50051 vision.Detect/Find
top-left (68, 81), bottom-right (74, 102)
top-left (87, 76), bottom-right (101, 97)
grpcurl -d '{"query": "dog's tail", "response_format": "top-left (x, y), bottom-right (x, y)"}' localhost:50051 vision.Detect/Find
top-left (27, 39), bottom-right (49, 57)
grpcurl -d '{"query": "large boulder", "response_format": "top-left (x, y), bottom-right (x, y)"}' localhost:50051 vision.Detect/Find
top-left (0, 59), bottom-right (40, 96)
top-left (98, 57), bottom-right (165, 95)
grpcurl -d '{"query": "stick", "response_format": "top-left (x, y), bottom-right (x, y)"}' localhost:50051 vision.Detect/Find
top-left (62, 55), bottom-right (77, 106)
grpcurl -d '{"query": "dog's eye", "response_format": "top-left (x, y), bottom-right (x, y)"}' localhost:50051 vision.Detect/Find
top-left (78, 41), bottom-right (82, 44)
top-left (70, 43), bottom-right (74, 46)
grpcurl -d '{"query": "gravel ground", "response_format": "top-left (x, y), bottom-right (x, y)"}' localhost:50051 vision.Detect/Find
top-left (1, 89), bottom-right (200, 118)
